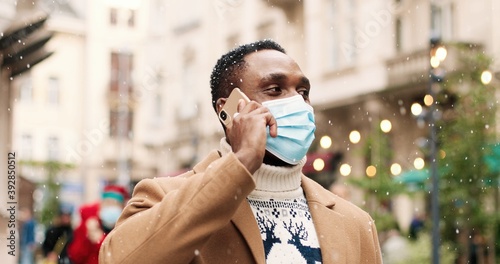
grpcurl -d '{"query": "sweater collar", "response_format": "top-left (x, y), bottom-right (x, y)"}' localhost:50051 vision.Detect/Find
top-left (219, 138), bottom-right (306, 195)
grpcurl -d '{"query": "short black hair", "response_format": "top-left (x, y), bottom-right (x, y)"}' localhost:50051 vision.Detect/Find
top-left (210, 39), bottom-right (286, 111)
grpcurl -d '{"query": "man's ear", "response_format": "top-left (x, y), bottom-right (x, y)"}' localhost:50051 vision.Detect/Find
top-left (216, 97), bottom-right (227, 115)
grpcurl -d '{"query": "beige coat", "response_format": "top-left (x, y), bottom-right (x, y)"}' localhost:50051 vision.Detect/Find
top-left (99, 150), bottom-right (382, 263)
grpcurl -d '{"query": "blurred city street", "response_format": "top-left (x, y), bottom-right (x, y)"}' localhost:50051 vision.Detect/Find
top-left (1, 0), bottom-right (499, 263)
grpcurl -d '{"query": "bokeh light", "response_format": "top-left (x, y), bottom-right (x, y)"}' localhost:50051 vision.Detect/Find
top-left (339, 163), bottom-right (351, 176)
top-left (435, 46), bottom-right (447, 61)
top-left (349, 130), bottom-right (361, 144)
top-left (481, 70), bottom-right (492, 85)
top-left (313, 158), bottom-right (325, 171)
top-left (424, 94), bottom-right (434, 106)
top-left (366, 165), bottom-right (377, 177)
top-left (320, 135), bottom-right (332, 149)
top-left (414, 157), bottom-right (425, 170)
top-left (440, 150), bottom-right (446, 159)
top-left (390, 163), bottom-right (402, 176)
top-left (411, 103), bottom-right (423, 116)
top-left (380, 119), bottom-right (392, 133)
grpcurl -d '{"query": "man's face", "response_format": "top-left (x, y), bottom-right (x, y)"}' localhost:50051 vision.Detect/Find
top-left (217, 49), bottom-right (313, 166)
top-left (60, 213), bottom-right (72, 226)
top-left (236, 49), bottom-right (311, 105)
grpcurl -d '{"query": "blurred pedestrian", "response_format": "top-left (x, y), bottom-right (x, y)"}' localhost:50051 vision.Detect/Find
top-left (19, 207), bottom-right (37, 264)
top-left (100, 39), bottom-right (382, 263)
top-left (409, 213), bottom-right (425, 240)
top-left (41, 204), bottom-right (73, 264)
top-left (382, 228), bottom-right (409, 264)
top-left (468, 229), bottom-right (486, 264)
top-left (67, 184), bottom-right (128, 264)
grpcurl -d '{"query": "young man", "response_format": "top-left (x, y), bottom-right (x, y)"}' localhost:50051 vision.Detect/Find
top-left (99, 40), bottom-right (382, 263)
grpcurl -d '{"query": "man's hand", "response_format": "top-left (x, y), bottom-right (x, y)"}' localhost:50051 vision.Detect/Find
top-left (226, 99), bottom-right (277, 174)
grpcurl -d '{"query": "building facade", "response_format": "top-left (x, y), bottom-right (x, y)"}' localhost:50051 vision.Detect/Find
top-left (10, 0), bottom-right (500, 242)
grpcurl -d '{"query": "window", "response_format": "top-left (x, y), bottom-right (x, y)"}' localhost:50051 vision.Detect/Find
top-left (441, 3), bottom-right (454, 40)
top-left (21, 134), bottom-right (33, 160)
top-left (395, 18), bottom-right (402, 52)
top-left (154, 94), bottom-right (163, 117)
top-left (110, 8), bottom-right (118, 25)
top-left (329, 0), bottom-right (339, 68)
top-left (150, 0), bottom-right (165, 34)
top-left (178, 51), bottom-right (197, 120)
top-left (47, 136), bottom-right (59, 161)
top-left (431, 2), bottom-right (455, 40)
top-left (109, 109), bottom-right (134, 138)
top-left (174, 0), bottom-right (201, 27)
top-left (345, 19), bottom-right (357, 64)
top-left (19, 78), bottom-right (33, 102)
top-left (257, 22), bottom-right (274, 40)
top-left (431, 4), bottom-right (442, 39)
top-left (329, 0), bottom-right (357, 69)
top-left (109, 52), bottom-right (135, 138)
top-left (47, 76), bottom-right (59, 105)
top-left (110, 52), bottom-right (134, 93)
top-left (127, 9), bottom-right (135, 27)
top-left (329, 26), bottom-right (339, 69)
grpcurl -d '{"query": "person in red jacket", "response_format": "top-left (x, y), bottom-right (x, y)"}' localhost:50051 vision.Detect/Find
top-left (67, 184), bottom-right (128, 264)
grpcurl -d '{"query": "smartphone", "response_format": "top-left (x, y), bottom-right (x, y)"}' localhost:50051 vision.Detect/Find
top-left (218, 88), bottom-right (250, 127)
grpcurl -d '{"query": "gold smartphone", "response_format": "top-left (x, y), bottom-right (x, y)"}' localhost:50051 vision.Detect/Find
top-left (218, 88), bottom-right (250, 127)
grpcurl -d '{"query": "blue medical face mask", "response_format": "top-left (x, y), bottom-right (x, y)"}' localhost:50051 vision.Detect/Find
top-left (99, 206), bottom-right (123, 229)
top-left (262, 95), bottom-right (316, 165)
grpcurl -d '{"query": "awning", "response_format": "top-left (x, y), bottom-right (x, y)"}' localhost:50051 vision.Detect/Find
top-left (0, 10), bottom-right (49, 49)
top-left (395, 144), bottom-right (500, 186)
top-left (485, 143), bottom-right (500, 174)
top-left (394, 169), bottom-right (430, 184)
top-left (0, 10), bottom-right (53, 77)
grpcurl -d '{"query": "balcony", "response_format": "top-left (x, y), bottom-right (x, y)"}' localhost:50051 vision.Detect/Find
top-left (385, 49), bottom-right (429, 90)
top-left (386, 42), bottom-right (481, 91)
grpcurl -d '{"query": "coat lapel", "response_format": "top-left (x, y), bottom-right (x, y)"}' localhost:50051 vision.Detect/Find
top-left (232, 201), bottom-right (266, 264)
top-left (191, 150), bottom-right (265, 263)
top-left (301, 176), bottom-right (348, 264)
top-left (193, 150), bottom-right (266, 263)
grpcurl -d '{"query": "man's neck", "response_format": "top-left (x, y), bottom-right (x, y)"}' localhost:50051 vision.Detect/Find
top-left (263, 153), bottom-right (293, 167)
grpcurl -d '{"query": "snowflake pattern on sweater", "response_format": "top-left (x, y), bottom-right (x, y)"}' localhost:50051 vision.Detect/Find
top-left (248, 196), bottom-right (322, 264)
